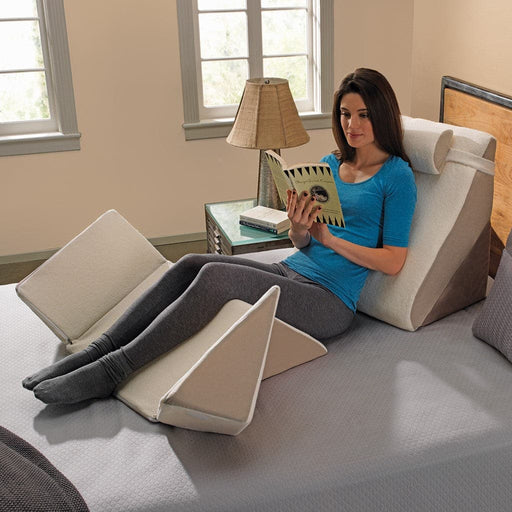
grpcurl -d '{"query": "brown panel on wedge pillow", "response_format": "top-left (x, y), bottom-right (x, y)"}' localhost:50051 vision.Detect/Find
top-left (410, 168), bottom-right (493, 330)
top-left (421, 223), bottom-right (490, 326)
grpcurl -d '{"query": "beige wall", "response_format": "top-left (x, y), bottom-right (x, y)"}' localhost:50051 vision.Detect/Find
top-left (411, 0), bottom-right (512, 119)
top-left (1, 0), bottom-right (414, 258)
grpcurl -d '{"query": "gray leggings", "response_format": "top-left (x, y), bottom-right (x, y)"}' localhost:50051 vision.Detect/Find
top-left (105, 253), bottom-right (354, 372)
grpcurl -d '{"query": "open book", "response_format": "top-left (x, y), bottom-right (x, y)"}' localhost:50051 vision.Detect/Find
top-left (265, 150), bottom-right (345, 228)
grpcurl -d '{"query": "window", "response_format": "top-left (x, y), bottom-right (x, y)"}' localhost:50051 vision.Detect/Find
top-left (177, 0), bottom-right (333, 140)
top-left (0, 0), bottom-right (80, 157)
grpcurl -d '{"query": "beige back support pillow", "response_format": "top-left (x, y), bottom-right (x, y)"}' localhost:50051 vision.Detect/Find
top-left (357, 116), bottom-right (496, 330)
top-left (243, 116), bottom-right (496, 331)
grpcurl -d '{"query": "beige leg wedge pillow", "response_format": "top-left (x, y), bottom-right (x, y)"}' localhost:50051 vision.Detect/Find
top-left (16, 209), bottom-right (327, 435)
top-left (116, 292), bottom-right (326, 433)
top-left (157, 286), bottom-right (280, 436)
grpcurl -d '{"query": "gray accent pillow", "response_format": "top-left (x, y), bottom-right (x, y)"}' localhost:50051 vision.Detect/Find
top-left (472, 230), bottom-right (512, 362)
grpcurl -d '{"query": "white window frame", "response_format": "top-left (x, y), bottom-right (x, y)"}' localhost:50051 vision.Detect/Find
top-left (177, 0), bottom-right (333, 141)
top-left (0, 0), bottom-right (80, 157)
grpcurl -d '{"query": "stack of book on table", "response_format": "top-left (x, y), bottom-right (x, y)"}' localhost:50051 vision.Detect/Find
top-left (239, 205), bottom-right (290, 235)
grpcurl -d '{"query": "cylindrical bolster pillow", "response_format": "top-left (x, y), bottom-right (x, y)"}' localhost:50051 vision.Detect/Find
top-left (402, 116), bottom-right (453, 175)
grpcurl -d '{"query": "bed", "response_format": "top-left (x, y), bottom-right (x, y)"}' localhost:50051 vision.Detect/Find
top-left (2, 79), bottom-right (512, 511)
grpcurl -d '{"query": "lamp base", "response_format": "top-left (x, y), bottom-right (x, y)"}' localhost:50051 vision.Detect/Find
top-left (257, 149), bottom-right (285, 210)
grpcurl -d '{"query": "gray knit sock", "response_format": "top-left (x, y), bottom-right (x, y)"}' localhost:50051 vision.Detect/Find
top-left (32, 349), bottom-right (133, 405)
top-left (22, 335), bottom-right (117, 390)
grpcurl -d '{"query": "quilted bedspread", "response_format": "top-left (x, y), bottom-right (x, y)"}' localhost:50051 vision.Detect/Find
top-left (2, 282), bottom-right (512, 511)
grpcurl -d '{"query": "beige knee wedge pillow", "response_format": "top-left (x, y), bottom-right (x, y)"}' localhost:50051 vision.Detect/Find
top-left (117, 290), bottom-right (326, 435)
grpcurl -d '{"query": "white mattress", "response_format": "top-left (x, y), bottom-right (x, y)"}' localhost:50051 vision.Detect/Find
top-left (2, 282), bottom-right (512, 511)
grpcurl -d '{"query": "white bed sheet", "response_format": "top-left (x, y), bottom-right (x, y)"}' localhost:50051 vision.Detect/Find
top-left (2, 282), bottom-right (512, 511)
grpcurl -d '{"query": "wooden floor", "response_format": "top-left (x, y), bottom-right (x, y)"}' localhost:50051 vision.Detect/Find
top-left (0, 240), bottom-right (207, 286)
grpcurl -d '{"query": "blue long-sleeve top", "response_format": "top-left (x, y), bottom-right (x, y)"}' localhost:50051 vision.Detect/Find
top-left (283, 154), bottom-right (417, 312)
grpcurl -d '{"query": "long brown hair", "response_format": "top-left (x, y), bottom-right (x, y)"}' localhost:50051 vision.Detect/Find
top-left (332, 68), bottom-right (411, 166)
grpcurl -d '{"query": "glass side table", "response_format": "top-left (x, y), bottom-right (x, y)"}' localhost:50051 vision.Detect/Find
top-left (205, 199), bottom-right (293, 255)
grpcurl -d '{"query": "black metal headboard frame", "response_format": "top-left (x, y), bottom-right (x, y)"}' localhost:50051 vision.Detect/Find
top-left (439, 76), bottom-right (512, 122)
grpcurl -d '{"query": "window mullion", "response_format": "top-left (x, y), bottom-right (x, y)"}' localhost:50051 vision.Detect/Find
top-left (318, 0), bottom-right (334, 113)
top-left (191, 1), bottom-right (206, 120)
top-left (306, 0), bottom-right (315, 111)
top-left (36, 0), bottom-right (57, 129)
top-left (247, 0), bottom-right (262, 78)
top-left (39, 0), bottom-right (78, 134)
top-left (0, 68), bottom-right (45, 74)
top-left (0, 17), bottom-right (39, 22)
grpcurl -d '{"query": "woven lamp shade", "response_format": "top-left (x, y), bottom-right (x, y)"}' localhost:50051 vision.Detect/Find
top-left (227, 78), bottom-right (309, 209)
top-left (227, 78), bottom-right (309, 149)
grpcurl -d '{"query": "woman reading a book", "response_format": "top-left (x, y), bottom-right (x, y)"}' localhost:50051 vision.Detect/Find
top-left (24, 68), bottom-right (416, 405)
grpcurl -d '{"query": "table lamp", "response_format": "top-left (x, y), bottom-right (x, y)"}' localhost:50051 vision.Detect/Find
top-left (226, 77), bottom-right (310, 209)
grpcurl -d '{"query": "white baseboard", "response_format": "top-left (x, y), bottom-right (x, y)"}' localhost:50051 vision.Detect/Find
top-left (0, 232), bottom-right (207, 265)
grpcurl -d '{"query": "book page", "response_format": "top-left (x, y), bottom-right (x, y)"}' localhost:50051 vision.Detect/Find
top-left (285, 164), bottom-right (345, 227)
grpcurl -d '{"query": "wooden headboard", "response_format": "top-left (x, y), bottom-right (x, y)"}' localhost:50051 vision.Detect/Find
top-left (440, 76), bottom-right (512, 277)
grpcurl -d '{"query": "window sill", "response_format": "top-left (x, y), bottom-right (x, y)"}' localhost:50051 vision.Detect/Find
top-left (0, 131), bottom-right (81, 157)
top-left (183, 112), bottom-right (331, 141)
